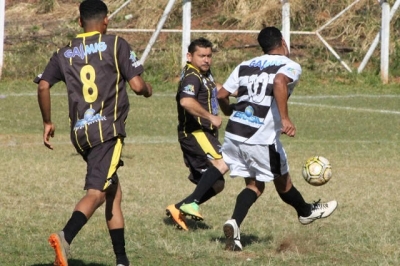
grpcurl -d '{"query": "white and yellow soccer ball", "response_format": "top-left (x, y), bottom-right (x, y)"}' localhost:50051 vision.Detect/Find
top-left (302, 156), bottom-right (332, 186)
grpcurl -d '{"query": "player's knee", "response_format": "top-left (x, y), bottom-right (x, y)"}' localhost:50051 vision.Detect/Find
top-left (256, 185), bottom-right (265, 196)
top-left (213, 159), bottom-right (229, 174)
top-left (212, 179), bottom-right (225, 194)
top-left (274, 172), bottom-right (292, 193)
top-left (246, 182), bottom-right (264, 197)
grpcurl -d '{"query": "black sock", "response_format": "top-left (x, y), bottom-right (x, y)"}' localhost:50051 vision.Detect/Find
top-left (231, 188), bottom-right (258, 227)
top-left (175, 201), bottom-right (184, 209)
top-left (198, 187), bottom-right (217, 204)
top-left (175, 187), bottom-right (216, 209)
top-left (184, 166), bottom-right (221, 204)
top-left (278, 186), bottom-right (311, 217)
top-left (109, 228), bottom-right (129, 265)
top-left (62, 211), bottom-right (88, 245)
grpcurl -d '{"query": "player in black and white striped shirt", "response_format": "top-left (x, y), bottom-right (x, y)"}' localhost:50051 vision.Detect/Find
top-left (35, 1), bottom-right (152, 265)
top-left (218, 27), bottom-right (337, 251)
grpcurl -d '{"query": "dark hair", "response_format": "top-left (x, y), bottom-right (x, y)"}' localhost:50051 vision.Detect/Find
top-left (79, 0), bottom-right (108, 25)
top-left (257, 27), bottom-right (283, 54)
top-left (188, 37), bottom-right (213, 54)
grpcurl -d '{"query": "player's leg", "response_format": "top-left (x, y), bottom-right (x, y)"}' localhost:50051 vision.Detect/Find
top-left (165, 156), bottom-right (193, 231)
top-left (232, 179), bottom-right (264, 227)
top-left (49, 188), bottom-right (106, 263)
top-left (272, 142), bottom-right (337, 224)
top-left (179, 130), bottom-right (228, 220)
top-left (274, 172), bottom-right (312, 216)
top-left (95, 137), bottom-right (130, 265)
top-left (198, 175), bottom-right (225, 204)
top-left (222, 139), bottom-right (260, 251)
top-left (166, 166), bottom-right (223, 230)
top-left (223, 178), bottom-right (264, 251)
top-left (49, 141), bottom-right (115, 265)
top-left (275, 173), bottom-right (337, 224)
top-left (106, 178), bottom-right (129, 266)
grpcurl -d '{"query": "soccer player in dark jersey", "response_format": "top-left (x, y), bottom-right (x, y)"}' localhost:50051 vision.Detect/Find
top-left (165, 38), bottom-right (228, 231)
top-left (217, 27), bottom-right (337, 251)
top-left (34, 1), bottom-right (152, 265)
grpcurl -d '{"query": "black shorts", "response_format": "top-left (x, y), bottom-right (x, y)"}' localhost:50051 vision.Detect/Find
top-left (79, 137), bottom-right (124, 191)
top-left (179, 129), bottom-right (222, 183)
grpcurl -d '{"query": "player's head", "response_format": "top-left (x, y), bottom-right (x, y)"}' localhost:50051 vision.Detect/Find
top-left (187, 38), bottom-right (213, 74)
top-left (257, 27), bottom-right (289, 56)
top-left (188, 38), bottom-right (213, 54)
top-left (79, 0), bottom-right (109, 33)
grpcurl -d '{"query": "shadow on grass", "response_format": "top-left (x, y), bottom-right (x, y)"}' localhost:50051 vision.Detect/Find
top-left (31, 260), bottom-right (107, 266)
top-left (212, 233), bottom-right (272, 249)
top-left (162, 217), bottom-right (212, 231)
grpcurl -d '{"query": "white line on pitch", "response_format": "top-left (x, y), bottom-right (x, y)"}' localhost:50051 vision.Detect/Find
top-left (0, 137), bottom-right (178, 147)
top-left (1, 138), bottom-right (398, 148)
top-left (2, 92), bottom-right (400, 99)
top-left (290, 102), bottom-right (400, 115)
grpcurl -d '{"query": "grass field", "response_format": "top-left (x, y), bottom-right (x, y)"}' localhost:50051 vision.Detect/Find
top-left (1, 78), bottom-right (400, 266)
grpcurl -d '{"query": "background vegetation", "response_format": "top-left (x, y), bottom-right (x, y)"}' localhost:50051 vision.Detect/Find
top-left (1, 1), bottom-right (400, 265)
top-left (3, 0), bottom-right (400, 83)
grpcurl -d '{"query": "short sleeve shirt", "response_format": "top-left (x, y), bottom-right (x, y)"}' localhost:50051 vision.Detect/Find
top-left (34, 32), bottom-right (144, 151)
top-left (176, 63), bottom-right (219, 134)
top-left (223, 54), bottom-right (302, 144)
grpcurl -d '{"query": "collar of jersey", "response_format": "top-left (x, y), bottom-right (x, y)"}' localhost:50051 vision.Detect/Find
top-left (187, 62), bottom-right (210, 75)
top-left (76, 31), bottom-right (101, 38)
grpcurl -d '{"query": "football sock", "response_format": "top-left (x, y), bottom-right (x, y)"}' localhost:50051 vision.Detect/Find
top-left (175, 187), bottom-right (216, 209)
top-left (184, 166), bottom-right (221, 204)
top-left (278, 186), bottom-right (311, 217)
top-left (231, 188), bottom-right (258, 227)
top-left (109, 228), bottom-right (129, 265)
top-left (198, 187), bottom-right (217, 204)
top-left (62, 211), bottom-right (88, 245)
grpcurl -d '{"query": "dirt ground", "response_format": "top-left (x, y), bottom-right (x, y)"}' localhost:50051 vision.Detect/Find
top-left (3, 0), bottom-right (261, 54)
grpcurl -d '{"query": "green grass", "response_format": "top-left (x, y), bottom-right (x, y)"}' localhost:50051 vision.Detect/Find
top-left (1, 78), bottom-right (400, 265)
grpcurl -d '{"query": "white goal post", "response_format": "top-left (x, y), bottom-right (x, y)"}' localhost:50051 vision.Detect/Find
top-left (0, 0), bottom-right (5, 79)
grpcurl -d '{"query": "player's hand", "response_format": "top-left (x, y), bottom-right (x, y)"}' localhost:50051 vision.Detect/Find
top-left (210, 115), bottom-right (222, 129)
top-left (43, 122), bottom-right (55, 150)
top-left (143, 82), bottom-right (153, 98)
top-left (281, 118), bottom-right (296, 137)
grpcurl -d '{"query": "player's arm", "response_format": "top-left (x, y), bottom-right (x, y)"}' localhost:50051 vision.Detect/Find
top-left (37, 79), bottom-right (56, 150)
top-left (128, 75), bottom-right (152, 97)
top-left (180, 97), bottom-right (222, 129)
top-left (217, 64), bottom-right (240, 115)
top-left (274, 73), bottom-right (295, 137)
top-left (217, 86), bottom-right (234, 116)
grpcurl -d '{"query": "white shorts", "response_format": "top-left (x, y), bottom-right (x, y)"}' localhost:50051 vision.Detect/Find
top-left (222, 138), bottom-right (289, 182)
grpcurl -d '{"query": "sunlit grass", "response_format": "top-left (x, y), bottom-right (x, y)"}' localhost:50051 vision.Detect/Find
top-left (1, 79), bottom-right (400, 265)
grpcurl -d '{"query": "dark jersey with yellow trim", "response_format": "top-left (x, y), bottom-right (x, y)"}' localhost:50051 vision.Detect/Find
top-left (176, 63), bottom-right (219, 134)
top-left (34, 32), bottom-right (144, 151)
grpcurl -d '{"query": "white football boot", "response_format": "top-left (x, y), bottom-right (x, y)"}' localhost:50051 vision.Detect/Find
top-left (299, 200), bottom-right (338, 225)
top-left (223, 219), bottom-right (243, 251)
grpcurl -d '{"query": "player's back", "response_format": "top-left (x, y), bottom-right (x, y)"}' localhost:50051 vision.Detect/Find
top-left (58, 33), bottom-right (131, 151)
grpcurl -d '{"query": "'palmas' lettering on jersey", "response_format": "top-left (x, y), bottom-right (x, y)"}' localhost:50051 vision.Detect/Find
top-left (64, 42), bottom-right (107, 59)
top-left (249, 59), bottom-right (283, 70)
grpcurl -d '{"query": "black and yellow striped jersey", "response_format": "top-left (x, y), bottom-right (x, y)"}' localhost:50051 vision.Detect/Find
top-left (34, 31), bottom-right (144, 151)
top-left (176, 62), bottom-right (219, 134)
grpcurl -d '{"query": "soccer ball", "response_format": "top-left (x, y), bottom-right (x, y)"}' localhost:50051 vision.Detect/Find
top-left (302, 156), bottom-right (332, 186)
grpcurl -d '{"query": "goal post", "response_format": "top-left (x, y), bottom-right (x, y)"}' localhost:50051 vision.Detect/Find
top-left (0, 0), bottom-right (5, 79)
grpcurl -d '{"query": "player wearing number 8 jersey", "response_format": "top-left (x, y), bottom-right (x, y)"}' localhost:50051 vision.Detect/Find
top-left (35, 13), bottom-right (145, 152)
top-left (218, 27), bottom-right (337, 251)
top-left (34, 1), bottom-right (152, 265)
